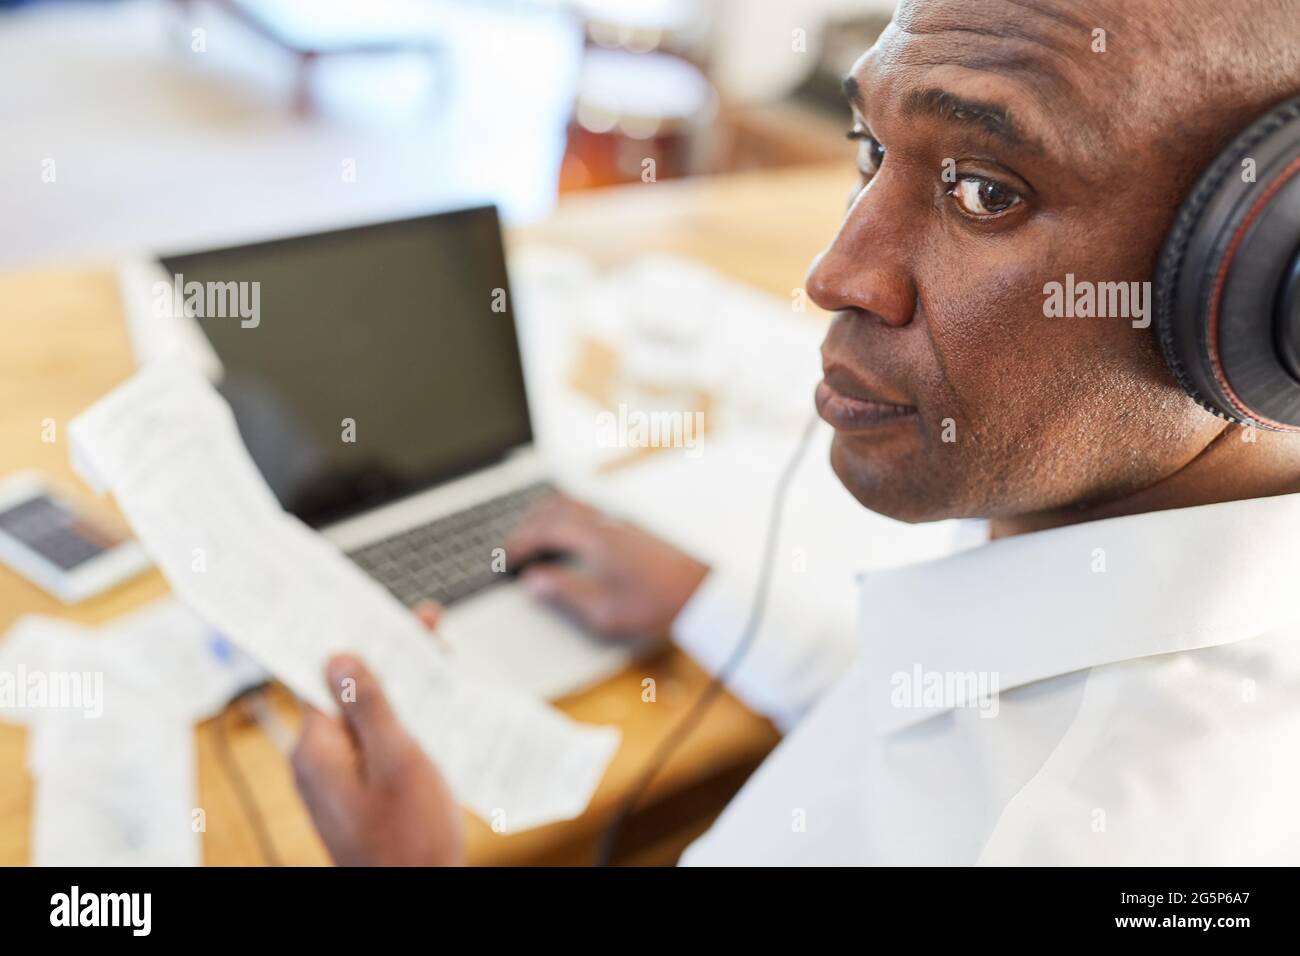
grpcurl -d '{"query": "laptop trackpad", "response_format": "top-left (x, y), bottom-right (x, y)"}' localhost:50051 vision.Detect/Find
top-left (442, 582), bottom-right (636, 701)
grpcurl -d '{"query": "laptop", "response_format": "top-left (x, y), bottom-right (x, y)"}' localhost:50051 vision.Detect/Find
top-left (152, 206), bottom-right (635, 699)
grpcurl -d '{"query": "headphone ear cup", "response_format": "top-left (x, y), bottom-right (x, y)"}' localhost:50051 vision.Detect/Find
top-left (1153, 95), bottom-right (1300, 430)
top-left (1152, 136), bottom-right (1252, 425)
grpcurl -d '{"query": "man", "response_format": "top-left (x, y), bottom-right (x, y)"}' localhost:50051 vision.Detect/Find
top-left (292, 0), bottom-right (1300, 865)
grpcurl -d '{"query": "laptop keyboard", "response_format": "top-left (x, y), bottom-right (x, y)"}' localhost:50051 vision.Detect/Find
top-left (347, 481), bottom-right (554, 608)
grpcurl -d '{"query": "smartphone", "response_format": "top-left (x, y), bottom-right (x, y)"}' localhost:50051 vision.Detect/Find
top-left (0, 471), bottom-right (150, 604)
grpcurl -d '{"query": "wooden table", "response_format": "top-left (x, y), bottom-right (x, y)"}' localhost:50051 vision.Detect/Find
top-left (0, 161), bottom-right (855, 866)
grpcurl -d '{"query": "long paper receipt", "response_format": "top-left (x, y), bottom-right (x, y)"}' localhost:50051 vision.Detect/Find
top-left (69, 363), bottom-right (620, 831)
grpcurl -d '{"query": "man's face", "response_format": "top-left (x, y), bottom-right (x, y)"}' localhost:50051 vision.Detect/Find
top-left (809, 0), bottom-right (1238, 524)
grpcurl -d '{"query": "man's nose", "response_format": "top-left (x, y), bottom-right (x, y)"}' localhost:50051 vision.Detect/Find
top-left (805, 186), bottom-right (917, 328)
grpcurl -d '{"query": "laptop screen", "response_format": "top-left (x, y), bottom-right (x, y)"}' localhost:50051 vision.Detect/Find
top-left (160, 206), bottom-right (533, 528)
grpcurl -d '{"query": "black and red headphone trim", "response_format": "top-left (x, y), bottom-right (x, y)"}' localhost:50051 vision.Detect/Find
top-left (1154, 94), bottom-right (1300, 430)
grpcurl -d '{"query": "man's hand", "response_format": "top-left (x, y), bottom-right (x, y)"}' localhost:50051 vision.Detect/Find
top-left (506, 494), bottom-right (709, 639)
top-left (292, 654), bottom-right (464, 866)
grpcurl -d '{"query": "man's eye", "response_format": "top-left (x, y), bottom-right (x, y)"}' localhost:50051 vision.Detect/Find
top-left (846, 127), bottom-right (885, 177)
top-left (951, 177), bottom-right (1022, 217)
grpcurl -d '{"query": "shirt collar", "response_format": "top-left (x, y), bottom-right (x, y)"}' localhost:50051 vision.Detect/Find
top-left (857, 491), bottom-right (1300, 734)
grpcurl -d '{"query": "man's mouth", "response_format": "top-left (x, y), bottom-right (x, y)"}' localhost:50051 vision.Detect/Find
top-left (815, 366), bottom-right (917, 432)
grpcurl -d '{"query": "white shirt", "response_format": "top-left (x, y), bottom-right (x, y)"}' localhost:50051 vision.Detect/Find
top-left (610, 424), bottom-right (969, 731)
top-left (679, 492), bottom-right (1300, 865)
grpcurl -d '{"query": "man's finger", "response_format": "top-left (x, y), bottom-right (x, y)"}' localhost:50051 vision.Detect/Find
top-left (507, 494), bottom-right (597, 542)
top-left (411, 600), bottom-right (444, 632)
top-left (520, 566), bottom-right (617, 633)
top-left (292, 706), bottom-right (362, 816)
top-left (325, 654), bottom-right (409, 776)
top-left (506, 510), bottom-right (603, 568)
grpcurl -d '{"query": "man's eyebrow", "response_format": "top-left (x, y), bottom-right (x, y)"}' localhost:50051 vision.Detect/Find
top-left (841, 78), bottom-right (1050, 156)
top-left (901, 87), bottom-right (1045, 154)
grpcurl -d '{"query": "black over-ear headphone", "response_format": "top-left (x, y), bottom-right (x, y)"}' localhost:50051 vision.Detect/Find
top-left (1154, 93), bottom-right (1300, 430)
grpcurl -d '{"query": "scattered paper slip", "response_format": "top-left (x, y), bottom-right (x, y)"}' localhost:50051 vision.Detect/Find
top-left (68, 362), bottom-right (620, 831)
top-left (30, 705), bottom-right (198, 867)
top-left (0, 599), bottom-right (264, 866)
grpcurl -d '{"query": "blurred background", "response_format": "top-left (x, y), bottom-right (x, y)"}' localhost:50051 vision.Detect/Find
top-left (0, 0), bottom-right (895, 267)
top-left (3, 0), bottom-right (984, 868)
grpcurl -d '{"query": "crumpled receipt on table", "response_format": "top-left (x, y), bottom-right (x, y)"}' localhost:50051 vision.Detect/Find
top-left (0, 600), bottom-right (261, 866)
top-left (68, 362), bottom-right (620, 831)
